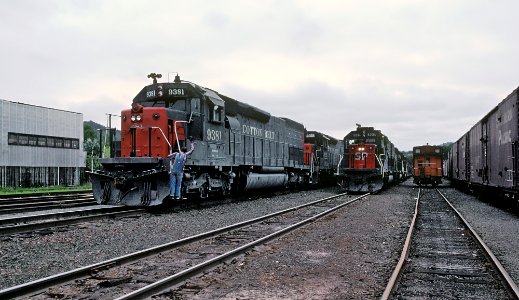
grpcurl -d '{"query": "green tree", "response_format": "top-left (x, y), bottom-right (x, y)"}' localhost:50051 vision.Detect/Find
top-left (84, 124), bottom-right (97, 141)
top-left (84, 124), bottom-right (100, 171)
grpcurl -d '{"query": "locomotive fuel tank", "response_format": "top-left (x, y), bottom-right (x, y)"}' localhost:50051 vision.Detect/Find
top-left (243, 173), bottom-right (289, 190)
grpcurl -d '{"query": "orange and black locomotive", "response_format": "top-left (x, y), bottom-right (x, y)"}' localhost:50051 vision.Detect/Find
top-left (336, 126), bottom-right (407, 193)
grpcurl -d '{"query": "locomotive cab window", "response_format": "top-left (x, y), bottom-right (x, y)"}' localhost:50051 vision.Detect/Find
top-left (168, 99), bottom-right (186, 111)
top-left (209, 104), bottom-right (223, 123)
top-left (190, 98), bottom-right (201, 114)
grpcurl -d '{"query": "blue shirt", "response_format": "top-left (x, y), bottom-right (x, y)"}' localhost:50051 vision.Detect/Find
top-left (168, 143), bottom-right (195, 174)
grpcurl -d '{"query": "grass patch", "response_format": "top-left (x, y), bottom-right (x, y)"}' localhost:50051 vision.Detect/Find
top-left (0, 183), bottom-right (92, 195)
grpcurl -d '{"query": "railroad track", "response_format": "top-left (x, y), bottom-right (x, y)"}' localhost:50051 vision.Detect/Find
top-left (0, 193), bottom-right (96, 215)
top-left (382, 188), bottom-right (519, 299)
top-left (0, 192), bottom-right (369, 299)
top-left (0, 206), bottom-right (145, 235)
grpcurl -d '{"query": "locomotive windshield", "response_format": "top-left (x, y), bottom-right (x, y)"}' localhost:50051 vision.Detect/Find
top-left (139, 100), bottom-right (166, 107)
top-left (168, 99), bottom-right (187, 111)
top-left (136, 98), bottom-right (190, 112)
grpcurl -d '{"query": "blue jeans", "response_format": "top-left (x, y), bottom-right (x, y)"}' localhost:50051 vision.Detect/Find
top-left (170, 172), bottom-right (183, 199)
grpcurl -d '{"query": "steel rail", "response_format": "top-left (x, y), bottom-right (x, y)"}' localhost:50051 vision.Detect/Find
top-left (0, 198), bottom-right (96, 214)
top-left (380, 188), bottom-right (421, 300)
top-left (0, 190), bottom-right (92, 203)
top-left (382, 188), bottom-right (519, 299)
top-left (0, 206), bottom-right (136, 227)
top-left (0, 191), bottom-right (363, 299)
top-left (0, 208), bottom-right (145, 236)
top-left (0, 193), bottom-right (93, 203)
top-left (436, 189), bottom-right (519, 298)
top-left (115, 193), bottom-right (370, 300)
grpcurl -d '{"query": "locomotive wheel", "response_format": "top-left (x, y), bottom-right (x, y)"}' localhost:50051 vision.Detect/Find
top-left (199, 184), bottom-right (209, 199)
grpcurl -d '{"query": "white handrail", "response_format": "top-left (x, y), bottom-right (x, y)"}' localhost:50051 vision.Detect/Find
top-left (174, 120), bottom-right (190, 153)
top-left (130, 126), bottom-right (172, 153)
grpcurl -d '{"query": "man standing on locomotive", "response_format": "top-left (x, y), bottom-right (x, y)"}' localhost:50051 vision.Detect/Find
top-left (168, 140), bottom-right (196, 200)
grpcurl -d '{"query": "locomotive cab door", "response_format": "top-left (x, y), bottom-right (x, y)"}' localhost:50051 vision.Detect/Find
top-left (187, 97), bottom-right (203, 141)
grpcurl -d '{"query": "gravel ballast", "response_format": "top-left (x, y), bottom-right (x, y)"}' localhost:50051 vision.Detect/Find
top-left (1, 182), bottom-right (518, 299)
top-left (160, 184), bottom-right (418, 299)
top-left (0, 189), bottom-right (340, 290)
top-left (441, 187), bottom-right (519, 284)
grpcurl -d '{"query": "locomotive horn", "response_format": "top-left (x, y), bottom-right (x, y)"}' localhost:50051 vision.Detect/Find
top-left (147, 73), bottom-right (162, 84)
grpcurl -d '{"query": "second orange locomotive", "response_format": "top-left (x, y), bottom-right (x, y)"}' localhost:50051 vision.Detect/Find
top-left (412, 144), bottom-right (443, 186)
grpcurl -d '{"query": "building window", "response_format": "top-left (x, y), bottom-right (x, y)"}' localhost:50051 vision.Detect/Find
top-left (47, 137), bottom-right (55, 147)
top-left (28, 136), bottom-right (37, 146)
top-left (55, 138), bottom-right (63, 148)
top-left (8, 132), bottom-right (17, 144)
top-left (38, 136), bottom-right (47, 147)
top-left (7, 132), bottom-right (79, 149)
top-left (19, 135), bottom-right (28, 145)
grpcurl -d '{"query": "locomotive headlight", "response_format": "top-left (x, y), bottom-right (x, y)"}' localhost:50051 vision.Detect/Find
top-left (131, 115), bottom-right (136, 122)
top-left (136, 115), bottom-right (142, 121)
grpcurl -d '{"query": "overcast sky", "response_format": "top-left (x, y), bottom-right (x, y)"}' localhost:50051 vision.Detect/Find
top-left (2, 0), bottom-right (519, 150)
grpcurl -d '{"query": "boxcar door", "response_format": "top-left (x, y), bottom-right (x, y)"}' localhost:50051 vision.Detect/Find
top-left (465, 134), bottom-right (471, 181)
top-left (481, 118), bottom-right (489, 184)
